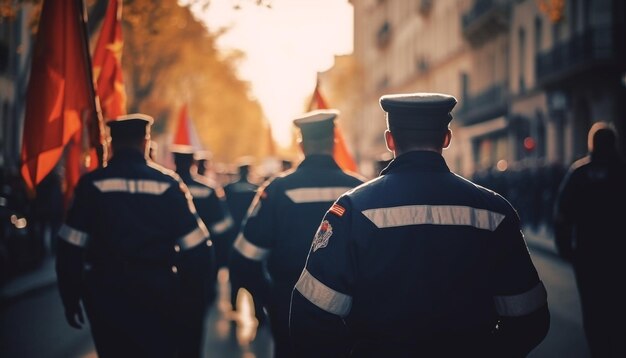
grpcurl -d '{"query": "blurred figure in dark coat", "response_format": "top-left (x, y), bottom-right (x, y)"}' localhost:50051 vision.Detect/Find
top-left (554, 121), bottom-right (626, 358)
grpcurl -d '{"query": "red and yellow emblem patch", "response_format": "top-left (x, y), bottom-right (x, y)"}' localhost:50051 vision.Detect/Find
top-left (329, 203), bottom-right (346, 217)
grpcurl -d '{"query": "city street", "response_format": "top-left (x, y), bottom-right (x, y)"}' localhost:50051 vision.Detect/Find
top-left (0, 268), bottom-right (273, 358)
top-left (1, 239), bottom-right (590, 358)
top-left (529, 246), bottom-right (590, 357)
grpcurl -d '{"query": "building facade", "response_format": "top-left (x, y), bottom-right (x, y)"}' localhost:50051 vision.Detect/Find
top-left (348, 0), bottom-right (626, 178)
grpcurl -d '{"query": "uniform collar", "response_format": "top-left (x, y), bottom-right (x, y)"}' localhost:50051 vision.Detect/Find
top-left (380, 150), bottom-right (450, 175)
top-left (109, 147), bottom-right (147, 164)
top-left (298, 154), bottom-right (341, 170)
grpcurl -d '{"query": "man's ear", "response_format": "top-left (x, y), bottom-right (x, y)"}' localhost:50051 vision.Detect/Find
top-left (443, 129), bottom-right (452, 149)
top-left (384, 130), bottom-right (395, 152)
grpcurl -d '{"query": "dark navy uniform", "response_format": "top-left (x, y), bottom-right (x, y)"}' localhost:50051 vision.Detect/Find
top-left (172, 146), bottom-right (234, 271)
top-left (229, 110), bottom-right (365, 358)
top-left (554, 122), bottom-right (626, 358)
top-left (56, 115), bottom-right (215, 358)
top-left (290, 94), bottom-right (549, 357)
top-left (223, 159), bottom-right (263, 320)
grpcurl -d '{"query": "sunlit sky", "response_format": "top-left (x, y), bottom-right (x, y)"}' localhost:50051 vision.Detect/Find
top-left (187, 0), bottom-right (354, 147)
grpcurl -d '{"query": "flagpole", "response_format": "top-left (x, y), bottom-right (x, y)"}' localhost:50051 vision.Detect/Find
top-left (76, 0), bottom-right (107, 168)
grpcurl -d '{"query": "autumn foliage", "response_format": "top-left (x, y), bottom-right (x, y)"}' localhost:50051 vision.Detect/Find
top-left (97, 0), bottom-right (271, 164)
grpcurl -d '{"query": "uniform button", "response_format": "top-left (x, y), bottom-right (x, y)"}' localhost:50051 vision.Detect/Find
top-left (206, 240), bottom-right (213, 247)
top-left (171, 265), bottom-right (178, 274)
top-left (174, 245), bottom-right (181, 252)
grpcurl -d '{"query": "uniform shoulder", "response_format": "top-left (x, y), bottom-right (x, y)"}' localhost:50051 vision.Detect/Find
top-left (571, 156), bottom-right (591, 171)
top-left (81, 165), bottom-right (106, 180)
top-left (341, 169), bottom-right (368, 183)
top-left (456, 173), bottom-right (517, 212)
top-left (191, 173), bottom-right (220, 189)
top-left (342, 176), bottom-right (383, 199)
top-left (146, 161), bottom-right (182, 183)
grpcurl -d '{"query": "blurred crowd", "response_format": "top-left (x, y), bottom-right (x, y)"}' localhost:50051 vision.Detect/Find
top-left (472, 162), bottom-right (567, 233)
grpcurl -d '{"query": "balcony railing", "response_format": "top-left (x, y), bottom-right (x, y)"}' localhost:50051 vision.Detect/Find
top-left (536, 26), bottom-right (625, 85)
top-left (462, 0), bottom-right (509, 46)
top-left (457, 83), bottom-right (508, 125)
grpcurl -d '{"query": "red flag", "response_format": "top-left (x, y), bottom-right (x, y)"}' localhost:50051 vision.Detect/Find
top-left (20, 0), bottom-right (102, 203)
top-left (307, 79), bottom-right (358, 173)
top-left (93, 0), bottom-right (127, 121)
top-left (173, 103), bottom-right (203, 150)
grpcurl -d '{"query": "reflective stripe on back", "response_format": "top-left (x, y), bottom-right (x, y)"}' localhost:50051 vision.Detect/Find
top-left (295, 268), bottom-right (352, 317)
top-left (361, 205), bottom-right (505, 231)
top-left (58, 224), bottom-right (90, 247)
top-left (233, 233), bottom-right (270, 261)
top-left (494, 282), bottom-right (547, 317)
top-left (285, 187), bottom-right (352, 203)
top-left (93, 178), bottom-right (171, 195)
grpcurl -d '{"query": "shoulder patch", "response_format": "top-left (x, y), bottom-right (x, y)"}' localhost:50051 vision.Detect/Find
top-left (312, 220), bottom-right (333, 252)
top-left (329, 203), bottom-right (346, 217)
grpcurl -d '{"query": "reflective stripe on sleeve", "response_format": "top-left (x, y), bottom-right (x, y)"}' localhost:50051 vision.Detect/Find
top-left (210, 215), bottom-right (233, 235)
top-left (58, 224), bottom-right (90, 247)
top-left (295, 268), bottom-right (352, 317)
top-left (177, 226), bottom-right (208, 250)
top-left (233, 233), bottom-right (270, 261)
top-left (362, 205), bottom-right (505, 231)
top-left (248, 201), bottom-right (261, 218)
top-left (285, 187), bottom-right (352, 203)
top-left (494, 282), bottom-right (547, 317)
top-left (188, 186), bottom-right (213, 198)
top-left (93, 178), bottom-right (171, 195)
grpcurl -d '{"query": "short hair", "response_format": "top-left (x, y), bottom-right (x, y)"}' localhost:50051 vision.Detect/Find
top-left (300, 135), bottom-right (335, 154)
top-left (389, 127), bottom-right (448, 152)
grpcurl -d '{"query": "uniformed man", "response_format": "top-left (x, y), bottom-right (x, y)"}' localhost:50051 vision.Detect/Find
top-left (194, 149), bottom-right (212, 178)
top-left (289, 93), bottom-right (551, 357)
top-left (229, 109), bottom-right (365, 358)
top-left (172, 145), bottom-right (234, 269)
top-left (223, 157), bottom-right (265, 323)
top-left (55, 114), bottom-right (215, 358)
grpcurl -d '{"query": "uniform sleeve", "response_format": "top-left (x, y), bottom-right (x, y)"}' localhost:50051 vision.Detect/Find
top-left (490, 208), bottom-right (550, 356)
top-left (233, 181), bottom-right (276, 261)
top-left (55, 177), bottom-right (95, 313)
top-left (202, 186), bottom-right (234, 237)
top-left (168, 180), bottom-right (209, 247)
top-left (289, 196), bottom-right (356, 357)
top-left (228, 181), bottom-right (276, 306)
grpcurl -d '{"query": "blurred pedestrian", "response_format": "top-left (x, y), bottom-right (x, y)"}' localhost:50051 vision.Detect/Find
top-left (55, 114), bottom-right (215, 358)
top-left (223, 157), bottom-right (265, 324)
top-left (554, 121), bottom-right (626, 358)
top-left (194, 150), bottom-right (212, 178)
top-left (290, 93), bottom-right (550, 357)
top-left (148, 140), bottom-right (159, 162)
top-left (229, 109), bottom-right (365, 358)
